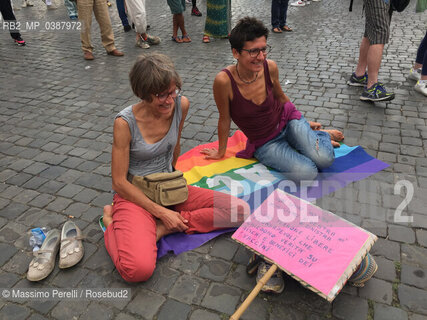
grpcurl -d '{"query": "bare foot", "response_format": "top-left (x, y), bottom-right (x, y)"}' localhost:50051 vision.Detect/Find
top-left (322, 129), bottom-right (344, 142)
top-left (103, 205), bottom-right (113, 228)
top-left (309, 121), bottom-right (322, 130)
top-left (155, 219), bottom-right (174, 242)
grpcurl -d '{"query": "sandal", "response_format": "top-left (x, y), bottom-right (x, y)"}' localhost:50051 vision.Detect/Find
top-left (27, 229), bottom-right (60, 282)
top-left (272, 27), bottom-right (282, 33)
top-left (171, 36), bottom-right (183, 43)
top-left (58, 221), bottom-right (84, 269)
top-left (182, 34), bottom-right (191, 43)
top-left (281, 25), bottom-right (293, 32)
top-left (99, 216), bottom-right (106, 233)
top-left (202, 35), bottom-right (210, 43)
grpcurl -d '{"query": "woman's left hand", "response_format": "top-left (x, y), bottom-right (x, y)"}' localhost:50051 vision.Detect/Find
top-left (200, 148), bottom-right (224, 160)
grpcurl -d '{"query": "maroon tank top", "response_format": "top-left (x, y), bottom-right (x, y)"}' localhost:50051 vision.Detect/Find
top-left (222, 60), bottom-right (301, 158)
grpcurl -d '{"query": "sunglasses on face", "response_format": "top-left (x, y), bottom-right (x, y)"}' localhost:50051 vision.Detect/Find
top-left (240, 45), bottom-right (272, 58)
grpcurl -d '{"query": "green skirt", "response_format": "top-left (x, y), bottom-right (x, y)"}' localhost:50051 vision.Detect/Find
top-left (204, 0), bottom-right (231, 38)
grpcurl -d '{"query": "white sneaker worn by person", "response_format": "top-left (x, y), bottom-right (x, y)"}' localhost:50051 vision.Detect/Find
top-left (414, 80), bottom-right (427, 97)
top-left (408, 68), bottom-right (422, 81)
top-left (136, 36), bottom-right (150, 49)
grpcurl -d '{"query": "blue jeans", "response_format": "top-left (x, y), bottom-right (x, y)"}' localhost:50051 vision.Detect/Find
top-left (115, 0), bottom-right (129, 27)
top-left (254, 116), bottom-right (335, 182)
top-left (271, 0), bottom-right (289, 29)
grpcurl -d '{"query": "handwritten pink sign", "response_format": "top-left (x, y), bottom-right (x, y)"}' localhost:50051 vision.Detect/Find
top-left (232, 189), bottom-right (376, 300)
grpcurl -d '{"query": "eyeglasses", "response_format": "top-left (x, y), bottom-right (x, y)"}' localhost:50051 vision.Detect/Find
top-left (240, 45), bottom-right (271, 58)
top-left (155, 88), bottom-right (180, 102)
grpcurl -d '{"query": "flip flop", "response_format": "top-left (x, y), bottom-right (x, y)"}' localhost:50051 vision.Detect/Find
top-left (272, 27), bottom-right (282, 33)
top-left (99, 216), bottom-right (106, 233)
top-left (281, 25), bottom-right (293, 32)
top-left (171, 36), bottom-right (183, 43)
top-left (182, 34), bottom-right (191, 43)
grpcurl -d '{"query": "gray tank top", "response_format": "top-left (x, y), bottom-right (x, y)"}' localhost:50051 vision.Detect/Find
top-left (116, 96), bottom-right (182, 177)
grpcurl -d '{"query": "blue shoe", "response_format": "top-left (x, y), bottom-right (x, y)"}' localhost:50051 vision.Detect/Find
top-left (360, 82), bottom-right (395, 102)
top-left (347, 72), bottom-right (367, 87)
top-left (70, 15), bottom-right (78, 19)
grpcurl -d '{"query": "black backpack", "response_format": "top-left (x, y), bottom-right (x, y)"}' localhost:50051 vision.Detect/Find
top-left (349, 0), bottom-right (410, 12)
top-left (390, 0), bottom-right (410, 11)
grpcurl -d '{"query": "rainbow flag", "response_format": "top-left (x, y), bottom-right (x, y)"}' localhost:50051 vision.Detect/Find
top-left (157, 131), bottom-right (389, 258)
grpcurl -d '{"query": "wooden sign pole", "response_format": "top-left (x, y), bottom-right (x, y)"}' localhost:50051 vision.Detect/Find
top-left (230, 264), bottom-right (278, 320)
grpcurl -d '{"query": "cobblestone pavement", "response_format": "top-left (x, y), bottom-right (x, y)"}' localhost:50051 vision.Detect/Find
top-left (1, 0), bottom-right (427, 319)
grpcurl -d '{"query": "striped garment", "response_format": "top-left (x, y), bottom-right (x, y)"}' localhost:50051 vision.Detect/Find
top-left (363, 0), bottom-right (393, 44)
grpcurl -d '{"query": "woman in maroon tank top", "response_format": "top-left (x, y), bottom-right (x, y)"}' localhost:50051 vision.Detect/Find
top-left (201, 17), bottom-right (344, 179)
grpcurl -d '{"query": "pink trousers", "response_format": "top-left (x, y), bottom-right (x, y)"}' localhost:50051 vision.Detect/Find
top-left (104, 185), bottom-right (249, 282)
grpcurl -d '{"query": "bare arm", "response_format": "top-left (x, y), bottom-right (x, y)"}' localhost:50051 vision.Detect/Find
top-left (200, 71), bottom-right (232, 159)
top-left (172, 95), bottom-right (189, 167)
top-left (112, 117), bottom-right (188, 232)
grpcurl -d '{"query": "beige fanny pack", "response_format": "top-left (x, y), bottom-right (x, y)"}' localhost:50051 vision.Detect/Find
top-left (130, 171), bottom-right (188, 206)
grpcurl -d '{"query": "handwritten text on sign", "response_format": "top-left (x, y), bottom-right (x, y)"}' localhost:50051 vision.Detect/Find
top-left (232, 189), bottom-right (371, 297)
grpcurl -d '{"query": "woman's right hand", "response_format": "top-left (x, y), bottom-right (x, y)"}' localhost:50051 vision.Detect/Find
top-left (200, 148), bottom-right (224, 160)
top-left (159, 208), bottom-right (189, 233)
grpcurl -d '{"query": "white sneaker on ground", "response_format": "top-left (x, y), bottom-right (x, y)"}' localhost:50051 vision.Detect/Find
top-left (408, 68), bottom-right (422, 81)
top-left (291, 0), bottom-right (306, 6)
top-left (414, 80), bottom-right (427, 96)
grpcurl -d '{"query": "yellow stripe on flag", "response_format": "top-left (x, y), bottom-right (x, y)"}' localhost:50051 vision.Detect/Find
top-left (183, 157), bottom-right (257, 185)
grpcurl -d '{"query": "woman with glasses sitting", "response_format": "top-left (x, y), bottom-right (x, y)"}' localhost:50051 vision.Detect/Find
top-left (201, 17), bottom-right (377, 294)
top-left (201, 16), bottom-right (344, 183)
top-left (102, 53), bottom-right (249, 283)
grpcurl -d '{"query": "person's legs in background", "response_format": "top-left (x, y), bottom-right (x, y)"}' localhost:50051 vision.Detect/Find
top-left (191, 0), bottom-right (202, 16)
top-left (0, 0), bottom-right (26, 45)
top-left (77, 0), bottom-right (95, 57)
top-left (168, 0), bottom-right (190, 43)
top-left (271, 0), bottom-right (282, 33)
top-left (64, 0), bottom-right (78, 19)
top-left (115, 0), bottom-right (131, 31)
top-left (411, 31), bottom-right (427, 96)
top-left (349, 0), bottom-right (394, 102)
top-left (279, 0), bottom-right (292, 31)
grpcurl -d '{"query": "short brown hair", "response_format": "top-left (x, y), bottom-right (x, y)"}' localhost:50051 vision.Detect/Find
top-left (129, 53), bottom-right (182, 102)
top-left (229, 17), bottom-right (269, 52)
